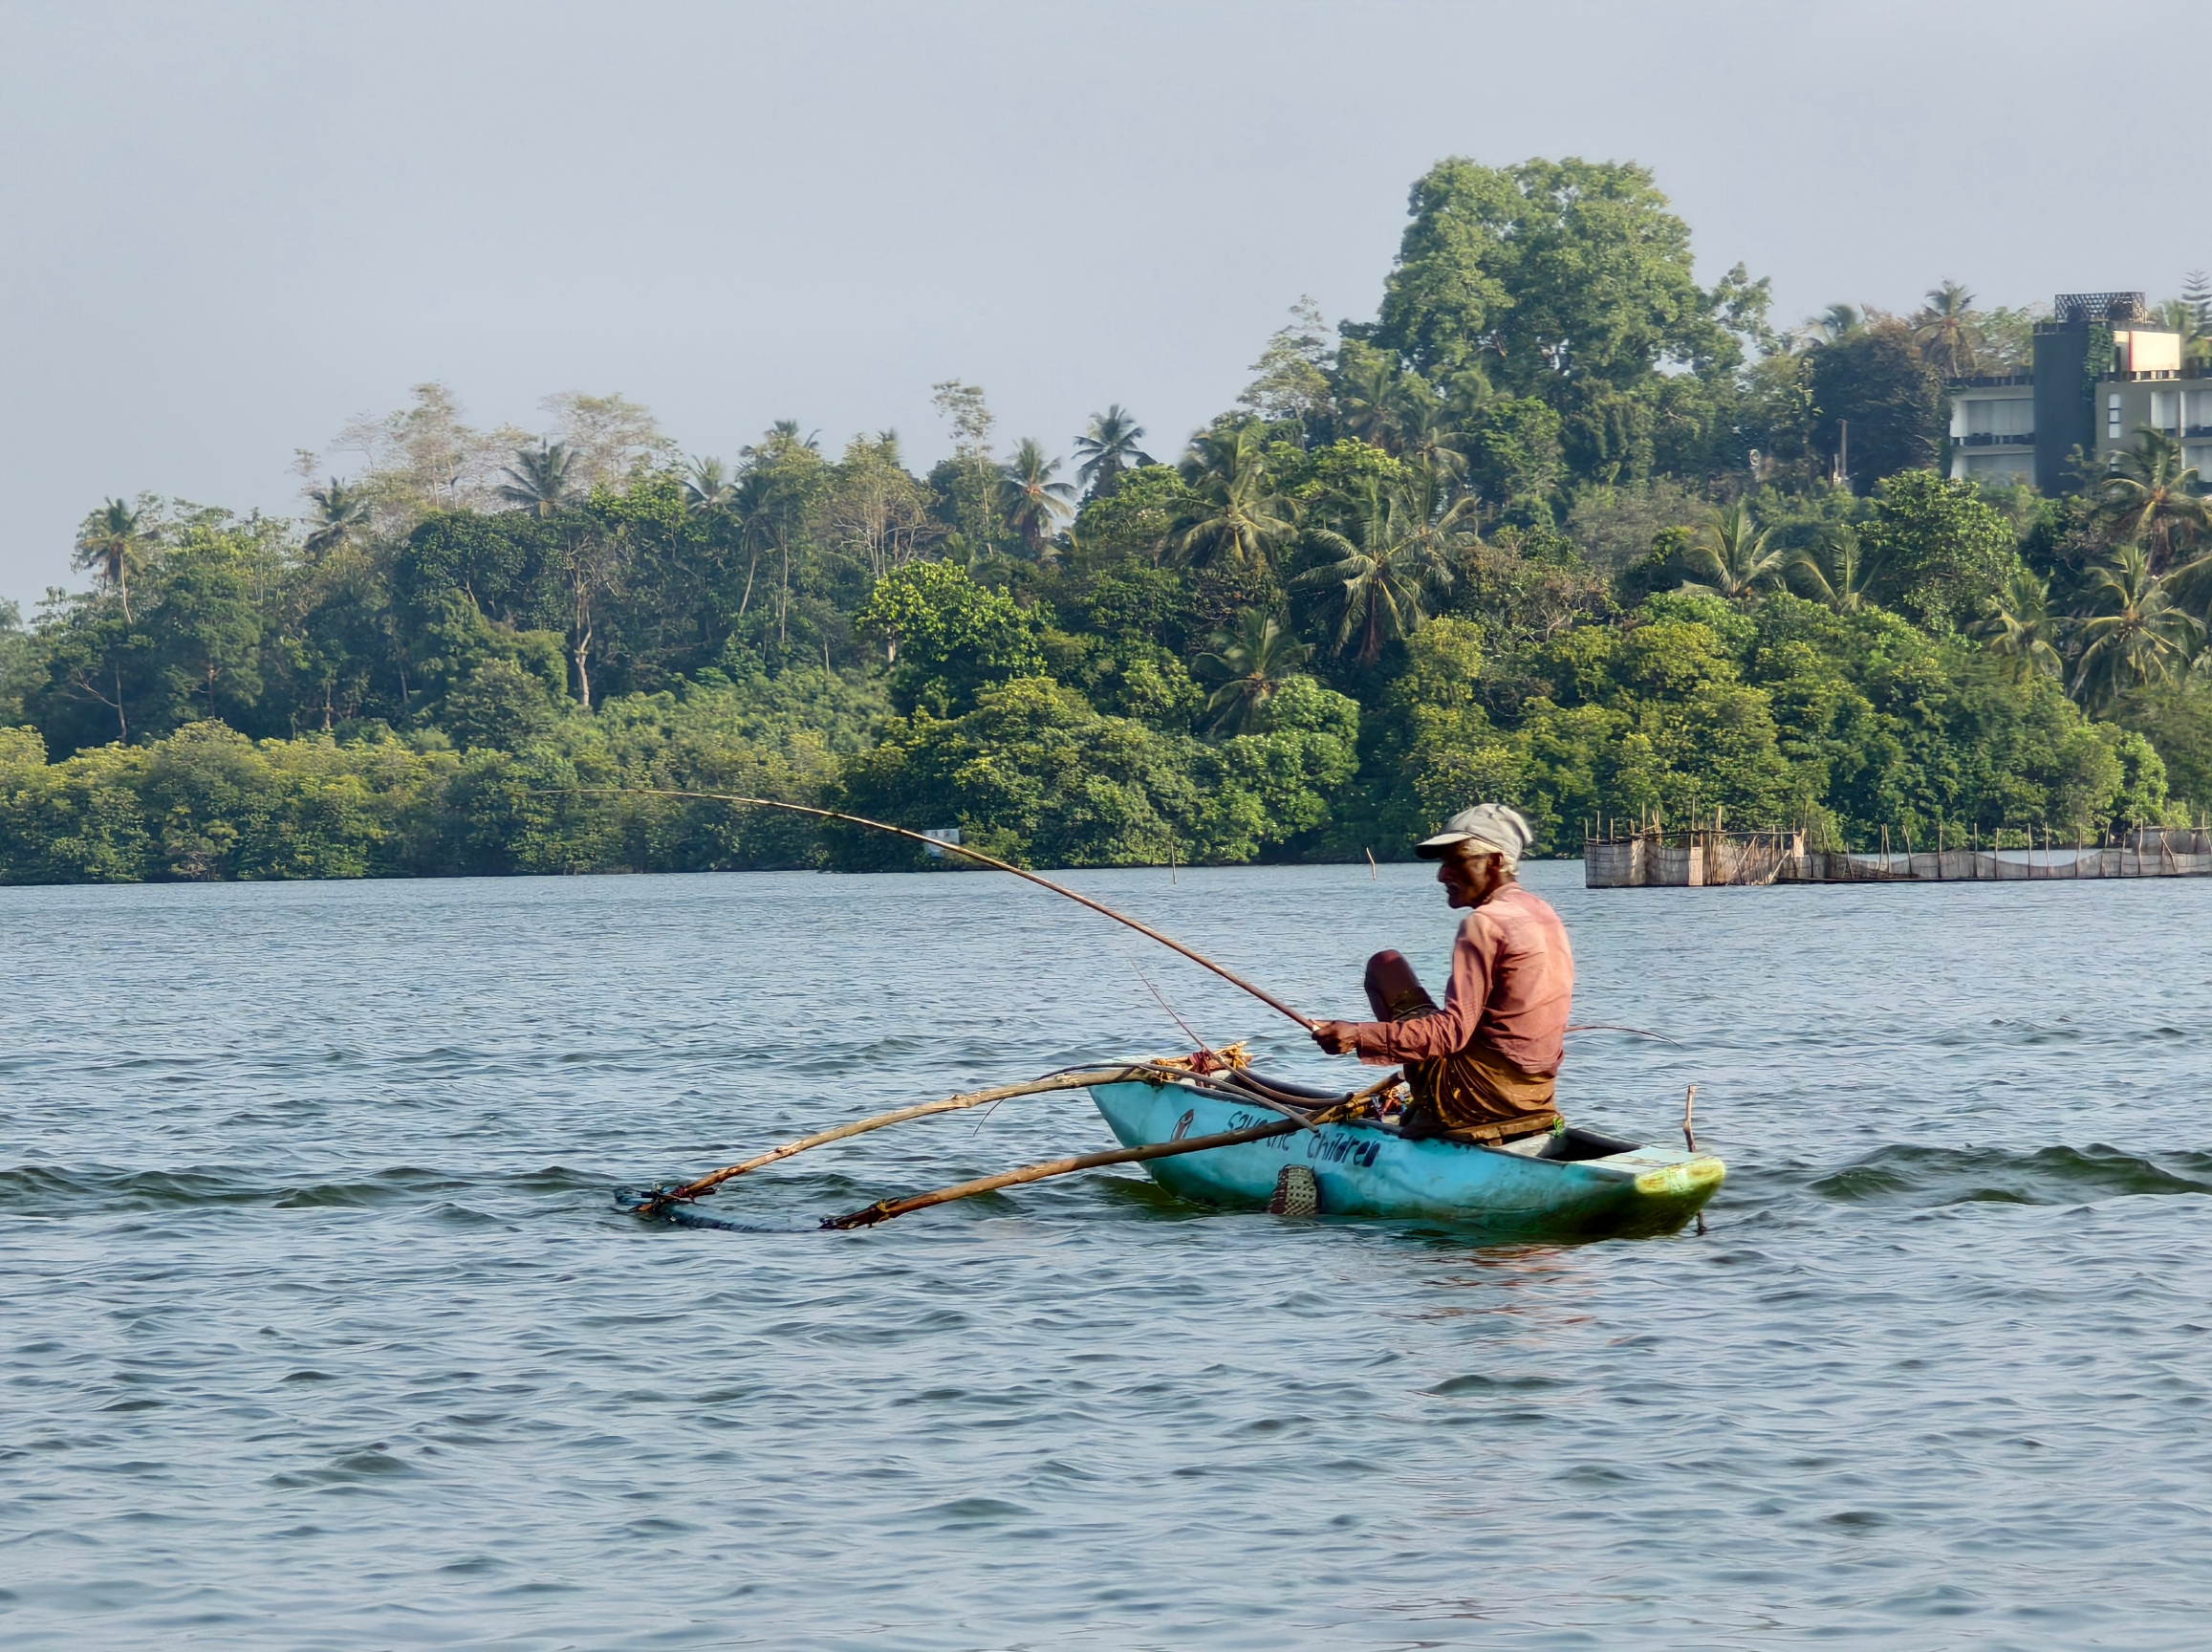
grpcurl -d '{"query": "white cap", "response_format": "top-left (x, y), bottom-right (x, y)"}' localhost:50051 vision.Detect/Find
top-left (1415, 803), bottom-right (1532, 867)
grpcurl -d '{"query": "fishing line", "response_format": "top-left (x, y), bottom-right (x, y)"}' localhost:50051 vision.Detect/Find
top-left (965, 1098), bottom-right (1008, 1139)
top-left (1126, 956), bottom-right (1219, 1060)
top-left (1564, 1022), bottom-right (1683, 1047)
top-left (552, 788), bottom-right (1315, 1030)
top-left (553, 791), bottom-right (1694, 1050)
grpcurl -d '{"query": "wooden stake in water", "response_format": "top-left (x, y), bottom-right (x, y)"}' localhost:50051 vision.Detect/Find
top-left (1682, 1084), bottom-right (1707, 1235)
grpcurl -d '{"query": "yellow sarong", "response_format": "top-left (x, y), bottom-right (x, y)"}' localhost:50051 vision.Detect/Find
top-left (1400, 1042), bottom-right (1559, 1144)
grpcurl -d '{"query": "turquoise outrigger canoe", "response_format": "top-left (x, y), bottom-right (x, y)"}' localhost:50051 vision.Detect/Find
top-left (1088, 1073), bottom-right (1724, 1239)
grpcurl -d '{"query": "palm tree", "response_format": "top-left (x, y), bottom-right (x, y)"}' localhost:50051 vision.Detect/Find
top-left (1814, 303), bottom-right (1863, 345)
top-left (304, 478), bottom-right (370, 557)
top-left (1386, 458), bottom-right (1483, 566)
top-left (1334, 353), bottom-right (1403, 450)
top-left (1912, 281), bottom-right (1981, 379)
top-left (727, 467), bottom-right (779, 620)
top-left (1073, 406), bottom-right (1154, 498)
top-left (998, 439), bottom-right (1077, 558)
top-left (1192, 609), bottom-right (1313, 733)
top-left (2071, 544), bottom-right (2201, 712)
top-left (1396, 389), bottom-right (1466, 482)
top-left (682, 455), bottom-right (735, 515)
top-left (732, 424), bottom-right (827, 641)
top-left (1172, 425), bottom-right (1296, 570)
top-left (1679, 504), bottom-right (1787, 601)
top-left (1972, 567), bottom-right (2063, 683)
top-left (1783, 528), bottom-right (1878, 614)
top-left (762, 418), bottom-right (820, 454)
top-left (2094, 429), bottom-right (2210, 573)
top-left (497, 441), bottom-right (576, 519)
top-left (1294, 477), bottom-right (1457, 663)
top-left (73, 497), bottom-right (152, 620)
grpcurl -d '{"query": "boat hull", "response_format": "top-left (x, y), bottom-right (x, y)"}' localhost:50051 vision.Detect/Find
top-left (1088, 1078), bottom-right (1723, 1239)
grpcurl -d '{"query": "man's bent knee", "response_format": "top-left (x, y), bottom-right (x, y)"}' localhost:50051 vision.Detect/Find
top-left (1364, 948), bottom-right (1438, 1023)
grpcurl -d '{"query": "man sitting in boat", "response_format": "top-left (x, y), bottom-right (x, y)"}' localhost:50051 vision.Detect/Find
top-left (1310, 804), bottom-right (1572, 1146)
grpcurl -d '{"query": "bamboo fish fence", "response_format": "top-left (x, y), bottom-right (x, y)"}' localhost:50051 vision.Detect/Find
top-left (1583, 816), bottom-right (2212, 888)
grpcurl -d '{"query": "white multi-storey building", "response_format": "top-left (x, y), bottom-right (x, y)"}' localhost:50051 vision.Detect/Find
top-left (1948, 374), bottom-right (2034, 485)
top-left (1944, 293), bottom-right (2205, 492)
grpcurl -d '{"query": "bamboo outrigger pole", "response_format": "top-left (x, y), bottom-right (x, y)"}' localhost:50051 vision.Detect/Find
top-left (823, 1089), bottom-right (1379, 1229)
top-left (626, 1061), bottom-right (1304, 1218)
top-left (564, 788), bottom-right (1316, 1030)
top-left (633, 1058), bottom-right (1405, 1222)
top-left (822, 1119), bottom-right (1305, 1228)
top-left (628, 1069), bottom-right (1135, 1217)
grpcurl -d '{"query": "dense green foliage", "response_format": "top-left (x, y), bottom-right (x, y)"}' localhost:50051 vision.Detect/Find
top-left (7, 157), bottom-right (2211, 882)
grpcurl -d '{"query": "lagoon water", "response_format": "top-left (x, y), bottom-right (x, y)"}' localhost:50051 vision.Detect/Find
top-left (3, 862), bottom-right (2209, 1649)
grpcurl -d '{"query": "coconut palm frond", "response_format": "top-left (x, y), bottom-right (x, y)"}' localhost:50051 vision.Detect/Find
top-left (1677, 504), bottom-right (1787, 601)
top-left (1172, 425), bottom-right (1296, 571)
top-left (1972, 566), bottom-right (2063, 683)
top-left (998, 438), bottom-right (1076, 557)
top-left (1193, 609), bottom-right (1314, 733)
top-left (1073, 406), bottom-right (1154, 496)
top-left (497, 442), bottom-right (576, 519)
top-left (2071, 544), bottom-right (2201, 712)
top-left (1783, 528), bottom-right (1878, 614)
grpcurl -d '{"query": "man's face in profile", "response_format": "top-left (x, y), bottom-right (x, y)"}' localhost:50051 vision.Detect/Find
top-left (1437, 847), bottom-right (1507, 909)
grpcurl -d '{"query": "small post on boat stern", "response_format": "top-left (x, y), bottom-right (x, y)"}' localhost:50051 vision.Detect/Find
top-left (1681, 1084), bottom-right (1705, 1235)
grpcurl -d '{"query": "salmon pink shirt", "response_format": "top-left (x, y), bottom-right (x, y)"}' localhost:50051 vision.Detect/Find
top-left (1351, 884), bottom-right (1574, 1076)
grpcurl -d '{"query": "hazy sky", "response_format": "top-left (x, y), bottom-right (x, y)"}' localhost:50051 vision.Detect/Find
top-left (3, 0), bottom-right (2204, 607)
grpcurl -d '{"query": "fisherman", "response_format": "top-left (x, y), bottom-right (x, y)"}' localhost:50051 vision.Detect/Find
top-left (1310, 804), bottom-right (1572, 1144)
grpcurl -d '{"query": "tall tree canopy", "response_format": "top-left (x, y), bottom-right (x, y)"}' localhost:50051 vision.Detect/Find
top-left (1808, 319), bottom-right (1943, 490)
top-left (1367, 157), bottom-right (1754, 393)
top-left (14, 154), bottom-right (2212, 886)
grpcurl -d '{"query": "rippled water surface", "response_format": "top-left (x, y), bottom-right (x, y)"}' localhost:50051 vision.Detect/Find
top-left (5, 864), bottom-right (2210, 1649)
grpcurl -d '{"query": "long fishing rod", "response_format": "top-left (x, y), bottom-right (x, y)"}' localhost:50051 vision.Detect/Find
top-left (556, 789), bottom-right (1683, 1051)
top-left (557, 788), bottom-right (1316, 1030)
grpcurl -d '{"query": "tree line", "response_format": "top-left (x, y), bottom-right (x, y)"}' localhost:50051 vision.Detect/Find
top-left (3, 155), bottom-right (2207, 883)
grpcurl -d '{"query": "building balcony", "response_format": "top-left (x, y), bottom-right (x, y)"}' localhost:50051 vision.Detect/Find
top-left (1947, 373), bottom-right (2033, 389)
top-left (1957, 431), bottom-right (2034, 447)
